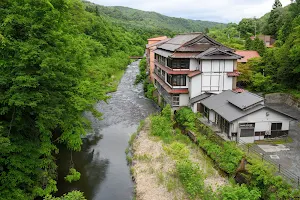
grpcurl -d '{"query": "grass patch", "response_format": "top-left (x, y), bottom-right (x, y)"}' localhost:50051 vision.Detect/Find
top-left (126, 155), bottom-right (132, 165)
top-left (254, 137), bottom-right (293, 144)
top-left (134, 154), bottom-right (151, 161)
top-left (107, 70), bottom-right (125, 93)
top-left (129, 132), bottom-right (137, 147)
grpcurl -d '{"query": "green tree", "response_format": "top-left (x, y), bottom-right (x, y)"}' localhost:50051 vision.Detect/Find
top-left (238, 18), bottom-right (255, 38)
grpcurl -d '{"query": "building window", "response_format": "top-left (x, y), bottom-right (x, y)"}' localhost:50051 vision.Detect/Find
top-left (166, 74), bottom-right (186, 86)
top-left (203, 106), bottom-right (209, 119)
top-left (167, 58), bottom-right (189, 69)
top-left (271, 123), bottom-right (282, 130)
top-left (155, 54), bottom-right (166, 65)
top-left (172, 94), bottom-right (180, 106)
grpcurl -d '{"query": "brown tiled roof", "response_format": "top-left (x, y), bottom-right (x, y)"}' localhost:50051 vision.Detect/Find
top-left (227, 70), bottom-right (241, 77)
top-left (170, 52), bottom-right (200, 58)
top-left (188, 71), bottom-right (202, 78)
top-left (235, 50), bottom-right (260, 63)
top-left (176, 43), bottom-right (212, 52)
top-left (153, 74), bottom-right (189, 94)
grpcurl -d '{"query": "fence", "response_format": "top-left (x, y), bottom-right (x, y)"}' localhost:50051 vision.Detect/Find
top-left (196, 118), bottom-right (300, 188)
top-left (238, 138), bottom-right (300, 188)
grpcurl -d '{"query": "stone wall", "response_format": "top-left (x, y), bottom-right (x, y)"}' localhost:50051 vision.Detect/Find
top-left (265, 93), bottom-right (300, 111)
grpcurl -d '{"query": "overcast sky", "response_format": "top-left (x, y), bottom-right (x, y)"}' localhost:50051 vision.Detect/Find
top-left (88, 0), bottom-right (291, 23)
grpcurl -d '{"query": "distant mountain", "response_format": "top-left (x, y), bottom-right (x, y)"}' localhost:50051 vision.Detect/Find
top-left (83, 1), bottom-right (226, 35)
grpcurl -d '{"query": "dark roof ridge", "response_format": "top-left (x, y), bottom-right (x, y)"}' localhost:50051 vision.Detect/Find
top-left (177, 32), bottom-right (203, 35)
top-left (241, 91), bottom-right (264, 99)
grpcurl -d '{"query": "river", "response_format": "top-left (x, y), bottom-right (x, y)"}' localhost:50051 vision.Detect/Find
top-left (56, 60), bottom-right (160, 200)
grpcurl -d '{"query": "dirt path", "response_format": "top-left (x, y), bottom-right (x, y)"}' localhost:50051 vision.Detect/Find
top-left (132, 119), bottom-right (227, 200)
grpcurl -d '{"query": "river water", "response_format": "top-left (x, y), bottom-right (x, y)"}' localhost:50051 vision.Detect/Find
top-left (56, 60), bottom-right (159, 200)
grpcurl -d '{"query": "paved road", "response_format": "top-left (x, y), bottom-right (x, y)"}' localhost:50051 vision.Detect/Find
top-left (262, 103), bottom-right (300, 177)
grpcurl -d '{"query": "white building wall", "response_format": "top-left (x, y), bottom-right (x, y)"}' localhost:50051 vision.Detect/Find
top-left (223, 76), bottom-right (233, 90)
top-left (179, 94), bottom-right (189, 107)
top-left (200, 59), bottom-right (234, 93)
top-left (190, 75), bottom-right (202, 98)
top-left (230, 108), bottom-right (291, 143)
top-left (224, 60), bottom-right (234, 72)
top-left (190, 59), bottom-right (199, 71)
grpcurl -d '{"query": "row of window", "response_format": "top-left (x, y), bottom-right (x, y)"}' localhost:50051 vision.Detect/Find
top-left (167, 58), bottom-right (190, 69)
top-left (154, 54), bottom-right (166, 66)
top-left (155, 65), bottom-right (187, 87)
top-left (154, 79), bottom-right (180, 107)
top-left (155, 53), bottom-right (190, 69)
top-left (167, 74), bottom-right (186, 86)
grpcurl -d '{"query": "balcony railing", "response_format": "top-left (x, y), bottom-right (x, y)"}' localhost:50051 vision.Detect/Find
top-left (154, 69), bottom-right (165, 81)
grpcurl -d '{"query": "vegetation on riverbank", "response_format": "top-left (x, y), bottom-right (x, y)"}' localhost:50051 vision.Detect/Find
top-left (0, 0), bottom-right (157, 199)
top-left (130, 106), bottom-right (300, 200)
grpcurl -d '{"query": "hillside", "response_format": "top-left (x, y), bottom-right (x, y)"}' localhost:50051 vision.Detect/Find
top-left (83, 1), bottom-right (225, 35)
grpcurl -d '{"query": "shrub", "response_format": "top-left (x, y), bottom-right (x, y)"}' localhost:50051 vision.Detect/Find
top-left (150, 115), bottom-right (173, 142)
top-left (135, 58), bottom-right (147, 84)
top-left (164, 142), bottom-right (190, 160)
top-left (176, 159), bottom-right (204, 199)
top-left (64, 168), bottom-right (81, 183)
top-left (175, 107), bottom-right (197, 131)
top-left (219, 184), bottom-right (261, 200)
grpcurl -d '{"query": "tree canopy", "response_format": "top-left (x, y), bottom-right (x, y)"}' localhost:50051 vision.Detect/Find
top-left (0, 0), bottom-right (154, 199)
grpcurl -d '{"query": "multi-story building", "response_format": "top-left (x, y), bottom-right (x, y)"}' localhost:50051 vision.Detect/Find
top-left (152, 32), bottom-right (242, 111)
top-left (146, 36), bottom-right (169, 82)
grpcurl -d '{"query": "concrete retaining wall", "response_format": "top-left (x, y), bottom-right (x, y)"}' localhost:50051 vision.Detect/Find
top-left (265, 93), bottom-right (300, 111)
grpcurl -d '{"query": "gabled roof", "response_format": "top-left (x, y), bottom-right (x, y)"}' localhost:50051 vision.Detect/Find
top-left (159, 33), bottom-right (201, 51)
top-left (227, 91), bottom-right (263, 110)
top-left (155, 33), bottom-right (242, 60)
top-left (200, 90), bottom-right (296, 122)
top-left (235, 50), bottom-right (260, 63)
top-left (195, 47), bottom-right (242, 60)
top-left (190, 93), bottom-right (211, 104)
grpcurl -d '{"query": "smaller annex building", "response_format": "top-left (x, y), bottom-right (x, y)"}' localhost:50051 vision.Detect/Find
top-left (198, 90), bottom-right (296, 143)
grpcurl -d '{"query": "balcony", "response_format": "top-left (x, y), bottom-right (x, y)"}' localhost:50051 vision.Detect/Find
top-left (154, 68), bottom-right (165, 81)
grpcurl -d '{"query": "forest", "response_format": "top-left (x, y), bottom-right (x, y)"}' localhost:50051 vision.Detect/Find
top-left (0, 0), bottom-right (299, 199)
top-left (207, 0), bottom-right (300, 97)
top-left (0, 0), bottom-right (150, 199)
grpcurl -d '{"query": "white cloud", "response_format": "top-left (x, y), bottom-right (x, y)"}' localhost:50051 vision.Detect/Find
top-left (88, 0), bottom-right (291, 23)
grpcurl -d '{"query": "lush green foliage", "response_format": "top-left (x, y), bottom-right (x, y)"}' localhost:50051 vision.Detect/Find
top-left (245, 37), bottom-right (266, 56)
top-left (176, 160), bottom-right (205, 199)
top-left (174, 107), bottom-right (244, 174)
top-left (246, 158), bottom-right (300, 199)
top-left (208, 23), bottom-right (245, 49)
top-left (235, 1), bottom-right (300, 96)
top-left (150, 106), bottom-right (262, 199)
top-left (150, 105), bottom-right (173, 142)
top-left (134, 58), bottom-right (147, 84)
top-left (144, 81), bottom-right (156, 101)
top-left (64, 168), bottom-right (81, 183)
top-left (174, 107), bottom-right (198, 131)
top-left (44, 191), bottom-right (86, 200)
top-left (0, 0), bottom-right (154, 199)
top-left (219, 184), bottom-right (261, 200)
